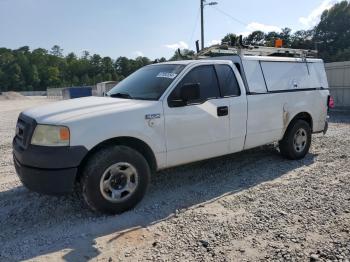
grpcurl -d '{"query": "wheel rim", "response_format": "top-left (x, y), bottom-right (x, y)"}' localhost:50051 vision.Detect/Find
top-left (99, 162), bottom-right (139, 203)
top-left (293, 128), bottom-right (307, 153)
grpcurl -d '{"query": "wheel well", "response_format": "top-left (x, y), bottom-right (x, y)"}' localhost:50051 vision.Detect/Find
top-left (77, 137), bottom-right (158, 180)
top-left (288, 112), bottom-right (313, 131)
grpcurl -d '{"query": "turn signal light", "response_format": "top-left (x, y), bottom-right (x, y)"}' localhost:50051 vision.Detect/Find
top-left (60, 127), bottom-right (70, 141)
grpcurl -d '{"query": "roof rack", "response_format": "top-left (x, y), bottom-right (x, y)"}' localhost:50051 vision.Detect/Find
top-left (195, 44), bottom-right (318, 59)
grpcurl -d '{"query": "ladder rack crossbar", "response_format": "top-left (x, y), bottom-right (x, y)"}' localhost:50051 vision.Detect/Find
top-left (196, 45), bottom-right (317, 58)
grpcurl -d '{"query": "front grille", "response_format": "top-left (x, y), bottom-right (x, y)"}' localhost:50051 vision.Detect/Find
top-left (15, 114), bottom-right (37, 149)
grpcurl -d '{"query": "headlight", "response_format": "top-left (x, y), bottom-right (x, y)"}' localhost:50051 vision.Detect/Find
top-left (31, 125), bottom-right (70, 146)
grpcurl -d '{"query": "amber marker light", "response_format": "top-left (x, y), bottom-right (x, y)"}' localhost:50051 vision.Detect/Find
top-left (60, 127), bottom-right (70, 141)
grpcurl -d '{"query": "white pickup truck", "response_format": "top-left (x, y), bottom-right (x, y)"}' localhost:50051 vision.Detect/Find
top-left (13, 54), bottom-right (330, 214)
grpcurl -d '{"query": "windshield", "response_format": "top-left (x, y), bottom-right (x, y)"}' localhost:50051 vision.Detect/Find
top-left (107, 64), bottom-right (185, 100)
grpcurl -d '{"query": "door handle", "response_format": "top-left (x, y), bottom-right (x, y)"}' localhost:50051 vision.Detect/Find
top-left (217, 106), bottom-right (229, 117)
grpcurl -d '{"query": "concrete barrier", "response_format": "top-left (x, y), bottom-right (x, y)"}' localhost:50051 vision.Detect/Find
top-left (19, 91), bottom-right (46, 96)
top-left (47, 86), bottom-right (94, 99)
top-left (47, 88), bottom-right (64, 99)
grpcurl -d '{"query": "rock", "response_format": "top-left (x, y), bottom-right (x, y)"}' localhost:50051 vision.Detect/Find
top-left (199, 240), bottom-right (209, 248)
top-left (310, 254), bottom-right (319, 261)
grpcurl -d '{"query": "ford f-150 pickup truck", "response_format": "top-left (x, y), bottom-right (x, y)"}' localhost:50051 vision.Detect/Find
top-left (13, 53), bottom-right (330, 214)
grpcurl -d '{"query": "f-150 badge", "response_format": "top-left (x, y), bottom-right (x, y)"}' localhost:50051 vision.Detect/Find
top-left (145, 114), bottom-right (161, 120)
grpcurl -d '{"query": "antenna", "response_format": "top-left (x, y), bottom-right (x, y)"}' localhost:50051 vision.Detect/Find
top-left (238, 35), bottom-right (248, 48)
top-left (196, 40), bottom-right (200, 53)
top-left (177, 48), bottom-right (183, 59)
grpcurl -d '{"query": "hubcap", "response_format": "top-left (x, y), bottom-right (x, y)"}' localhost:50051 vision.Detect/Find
top-left (293, 128), bottom-right (307, 153)
top-left (99, 162), bottom-right (139, 203)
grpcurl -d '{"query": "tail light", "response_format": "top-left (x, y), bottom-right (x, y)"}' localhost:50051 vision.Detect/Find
top-left (327, 95), bottom-right (335, 109)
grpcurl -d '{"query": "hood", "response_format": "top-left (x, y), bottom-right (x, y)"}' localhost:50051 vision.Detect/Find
top-left (23, 96), bottom-right (157, 124)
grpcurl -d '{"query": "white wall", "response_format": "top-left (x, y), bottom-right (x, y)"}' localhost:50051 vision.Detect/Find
top-left (325, 61), bottom-right (350, 108)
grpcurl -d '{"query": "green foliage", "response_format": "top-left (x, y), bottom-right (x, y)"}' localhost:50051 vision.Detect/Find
top-left (47, 67), bottom-right (61, 87)
top-left (314, 1), bottom-right (350, 62)
top-left (221, 33), bottom-right (238, 45)
top-left (244, 31), bottom-right (265, 46)
top-left (0, 45), bottom-right (160, 91)
top-left (290, 30), bottom-right (315, 50)
top-left (50, 45), bottom-right (63, 57)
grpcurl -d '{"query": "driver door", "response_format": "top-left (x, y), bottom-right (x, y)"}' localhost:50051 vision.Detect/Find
top-left (163, 64), bottom-right (230, 167)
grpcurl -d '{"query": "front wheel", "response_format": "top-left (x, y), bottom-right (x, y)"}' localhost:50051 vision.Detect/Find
top-left (81, 145), bottom-right (150, 214)
top-left (279, 119), bottom-right (312, 160)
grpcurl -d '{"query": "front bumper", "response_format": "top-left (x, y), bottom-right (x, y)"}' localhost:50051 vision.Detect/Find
top-left (13, 138), bottom-right (88, 195)
top-left (14, 157), bottom-right (78, 195)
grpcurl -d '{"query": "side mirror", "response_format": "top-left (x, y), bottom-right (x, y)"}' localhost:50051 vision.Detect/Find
top-left (168, 83), bottom-right (200, 107)
top-left (180, 83), bottom-right (200, 103)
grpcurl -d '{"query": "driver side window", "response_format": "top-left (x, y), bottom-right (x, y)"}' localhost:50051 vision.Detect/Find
top-left (168, 65), bottom-right (220, 106)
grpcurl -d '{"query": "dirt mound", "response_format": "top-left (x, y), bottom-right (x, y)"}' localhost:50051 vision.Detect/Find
top-left (0, 92), bottom-right (28, 100)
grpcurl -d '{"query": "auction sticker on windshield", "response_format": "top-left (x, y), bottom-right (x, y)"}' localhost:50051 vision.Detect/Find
top-left (156, 72), bottom-right (178, 79)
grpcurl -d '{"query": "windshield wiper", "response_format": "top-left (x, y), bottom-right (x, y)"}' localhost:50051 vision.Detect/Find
top-left (110, 92), bottom-right (133, 99)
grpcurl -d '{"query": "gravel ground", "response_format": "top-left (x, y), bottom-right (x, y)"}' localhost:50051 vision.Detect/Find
top-left (0, 98), bottom-right (349, 262)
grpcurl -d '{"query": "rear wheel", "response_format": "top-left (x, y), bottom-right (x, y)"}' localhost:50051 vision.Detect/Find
top-left (81, 145), bottom-right (150, 214)
top-left (279, 119), bottom-right (311, 160)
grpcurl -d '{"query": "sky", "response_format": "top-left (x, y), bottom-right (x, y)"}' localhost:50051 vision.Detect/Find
top-left (0, 0), bottom-right (342, 60)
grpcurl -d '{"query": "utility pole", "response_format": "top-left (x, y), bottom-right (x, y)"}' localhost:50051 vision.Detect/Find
top-left (200, 0), bottom-right (218, 50)
top-left (201, 0), bottom-right (204, 50)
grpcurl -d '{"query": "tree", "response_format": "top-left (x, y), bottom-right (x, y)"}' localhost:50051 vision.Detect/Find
top-left (314, 1), bottom-right (350, 62)
top-left (81, 74), bottom-right (90, 85)
top-left (47, 67), bottom-right (61, 87)
top-left (16, 46), bottom-right (30, 54)
top-left (244, 31), bottom-right (265, 46)
top-left (101, 56), bottom-right (115, 77)
top-left (28, 65), bottom-right (40, 89)
top-left (221, 33), bottom-right (238, 45)
top-left (115, 57), bottom-right (133, 77)
top-left (290, 30), bottom-right (314, 50)
top-left (90, 54), bottom-right (102, 70)
top-left (82, 50), bottom-right (90, 60)
top-left (333, 47), bottom-right (350, 61)
top-left (0, 68), bottom-right (6, 91)
top-left (50, 45), bottom-right (63, 57)
top-left (279, 28), bottom-right (292, 47)
top-left (7, 63), bottom-right (24, 90)
top-left (135, 56), bottom-right (151, 68)
top-left (0, 46), bottom-right (156, 91)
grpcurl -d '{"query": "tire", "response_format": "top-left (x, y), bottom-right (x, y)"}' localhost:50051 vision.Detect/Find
top-left (81, 145), bottom-right (150, 214)
top-left (279, 119), bottom-right (312, 160)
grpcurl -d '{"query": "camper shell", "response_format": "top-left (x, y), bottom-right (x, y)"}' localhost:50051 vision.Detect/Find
top-left (207, 55), bottom-right (328, 95)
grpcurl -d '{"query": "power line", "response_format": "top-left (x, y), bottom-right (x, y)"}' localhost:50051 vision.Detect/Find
top-left (212, 6), bottom-right (248, 27)
top-left (189, 7), bottom-right (201, 48)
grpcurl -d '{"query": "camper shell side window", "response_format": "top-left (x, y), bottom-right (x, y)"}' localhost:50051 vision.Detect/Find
top-left (242, 58), bottom-right (327, 94)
